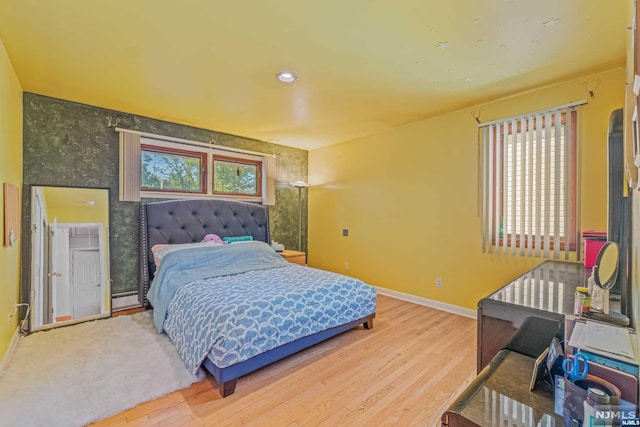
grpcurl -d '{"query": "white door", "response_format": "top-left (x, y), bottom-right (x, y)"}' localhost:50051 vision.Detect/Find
top-left (31, 190), bottom-right (45, 327)
top-left (50, 225), bottom-right (70, 321)
top-left (72, 250), bottom-right (101, 319)
top-left (49, 222), bottom-right (58, 315)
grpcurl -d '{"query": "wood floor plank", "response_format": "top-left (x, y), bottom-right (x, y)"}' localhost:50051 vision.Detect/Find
top-left (91, 295), bottom-right (476, 426)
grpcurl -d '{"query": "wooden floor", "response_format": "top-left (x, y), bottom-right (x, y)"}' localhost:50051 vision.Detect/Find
top-left (93, 295), bottom-right (477, 426)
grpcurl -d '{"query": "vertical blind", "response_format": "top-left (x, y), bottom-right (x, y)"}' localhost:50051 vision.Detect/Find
top-left (119, 132), bottom-right (142, 202)
top-left (264, 156), bottom-right (277, 206)
top-left (480, 102), bottom-right (584, 260)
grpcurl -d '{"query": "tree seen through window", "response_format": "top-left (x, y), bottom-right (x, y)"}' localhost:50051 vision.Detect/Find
top-left (141, 148), bottom-right (204, 193)
top-left (213, 157), bottom-right (261, 196)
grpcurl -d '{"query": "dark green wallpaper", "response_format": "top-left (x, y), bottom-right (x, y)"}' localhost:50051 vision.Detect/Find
top-left (21, 93), bottom-right (308, 298)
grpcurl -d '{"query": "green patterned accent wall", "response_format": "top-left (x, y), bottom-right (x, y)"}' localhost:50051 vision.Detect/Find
top-left (21, 93), bottom-right (308, 297)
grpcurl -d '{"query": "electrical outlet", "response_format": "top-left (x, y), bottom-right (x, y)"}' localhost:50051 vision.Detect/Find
top-left (344, 262), bottom-right (349, 270)
top-left (435, 277), bottom-right (443, 288)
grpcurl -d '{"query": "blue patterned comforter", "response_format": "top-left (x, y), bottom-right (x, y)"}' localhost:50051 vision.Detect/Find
top-left (148, 241), bottom-right (377, 374)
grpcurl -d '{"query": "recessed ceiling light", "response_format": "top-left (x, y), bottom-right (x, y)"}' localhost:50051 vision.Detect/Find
top-left (464, 76), bottom-right (473, 83)
top-left (86, 200), bottom-right (95, 206)
top-left (276, 71), bottom-right (297, 83)
top-left (436, 41), bottom-right (449, 49)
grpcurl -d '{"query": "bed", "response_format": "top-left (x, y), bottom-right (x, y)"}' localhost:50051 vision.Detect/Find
top-left (139, 198), bottom-right (376, 397)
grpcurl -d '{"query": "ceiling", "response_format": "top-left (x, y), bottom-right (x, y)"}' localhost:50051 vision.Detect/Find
top-left (0, 1), bottom-right (629, 150)
top-left (42, 186), bottom-right (109, 213)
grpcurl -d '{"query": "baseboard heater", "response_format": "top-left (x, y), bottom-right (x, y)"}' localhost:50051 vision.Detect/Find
top-left (112, 292), bottom-right (142, 311)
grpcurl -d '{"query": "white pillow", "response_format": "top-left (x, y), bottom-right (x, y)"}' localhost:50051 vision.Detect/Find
top-left (151, 241), bottom-right (222, 268)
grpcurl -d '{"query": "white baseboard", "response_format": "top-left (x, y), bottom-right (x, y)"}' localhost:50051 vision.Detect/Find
top-left (112, 294), bottom-right (142, 311)
top-left (0, 326), bottom-right (20, 379)
top-left (375, 287), bottom-right (477, 319)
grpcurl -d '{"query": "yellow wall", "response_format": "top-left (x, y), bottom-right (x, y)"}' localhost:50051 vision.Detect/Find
top-left (0, 36), bottom-right (23, 361)
top-left (46, 205), bottom-right (109, 226)
top-left (309, 67), bottom-right (624, 310)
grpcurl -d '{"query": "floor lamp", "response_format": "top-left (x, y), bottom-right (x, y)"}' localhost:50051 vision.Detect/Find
top-left (290, 180), bottom-right (308, 251)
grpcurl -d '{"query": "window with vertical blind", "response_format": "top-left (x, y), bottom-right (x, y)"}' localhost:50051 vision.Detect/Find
top-left (480, 103), bottom-right (582, 260)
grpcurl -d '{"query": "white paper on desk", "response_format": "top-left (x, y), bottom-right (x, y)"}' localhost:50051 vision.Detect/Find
top-left (578, 321), bottom-right (635, 359)
top-left (568, 322), bottom-right (586, 348)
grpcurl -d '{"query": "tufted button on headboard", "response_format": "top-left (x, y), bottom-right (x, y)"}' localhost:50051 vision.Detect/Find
top-left (138, 199), bottom-right (271, 306)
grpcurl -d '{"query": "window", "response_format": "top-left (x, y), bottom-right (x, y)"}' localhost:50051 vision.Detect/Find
top-left (481, 106), bottom-right (579, 259)
top-left (141, 145), bottom-right (207, 194)
top-left (118, 131), bottom-right (275, 204)
top-left (213, 155), bottom-right (262, 197)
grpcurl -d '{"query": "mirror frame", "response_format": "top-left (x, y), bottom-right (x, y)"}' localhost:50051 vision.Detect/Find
top-left (29, 184), bottom-right (112, 332)
top-left (593, 241), bottom-right (620, 290)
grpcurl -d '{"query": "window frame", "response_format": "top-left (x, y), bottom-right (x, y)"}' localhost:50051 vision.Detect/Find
top-left (138, 136), bottom-right (267, 203)
top-left (212, 154), bottom-right (263, 198)
top-left (491, 110), bottom-right (578, 252)
top-left (141, 144), bottom-right (208, 195)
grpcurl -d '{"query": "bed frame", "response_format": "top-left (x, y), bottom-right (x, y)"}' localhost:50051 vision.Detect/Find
top-left (139, 199), bottom-right (375, 397)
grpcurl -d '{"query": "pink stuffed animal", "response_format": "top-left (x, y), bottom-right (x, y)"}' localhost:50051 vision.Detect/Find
top-left (201, 234), bottom-right (227, 244)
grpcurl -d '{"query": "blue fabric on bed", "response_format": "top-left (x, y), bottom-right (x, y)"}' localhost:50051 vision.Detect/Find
top-left (163, 264), bottom-right (377, 374)
top-left (222, 235), bottom-right (253, 243)
top-left (147, 241), bottom-right (288, 332)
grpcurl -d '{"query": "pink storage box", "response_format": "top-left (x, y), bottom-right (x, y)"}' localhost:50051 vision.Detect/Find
top-left (582, 231), bottom-right (607, 268)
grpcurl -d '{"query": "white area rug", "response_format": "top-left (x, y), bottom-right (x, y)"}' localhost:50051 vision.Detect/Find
top-left (0, 311), bottom-right (204, 427)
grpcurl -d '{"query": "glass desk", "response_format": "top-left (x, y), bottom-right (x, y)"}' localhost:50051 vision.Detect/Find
top-left (477, 261), bottom-right (588, 372)
top-left (442, 350), bottom-right (564, 426)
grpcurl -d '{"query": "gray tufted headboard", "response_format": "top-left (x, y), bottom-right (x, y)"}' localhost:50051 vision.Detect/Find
top-left (139, 199), bottom-right (271, 306)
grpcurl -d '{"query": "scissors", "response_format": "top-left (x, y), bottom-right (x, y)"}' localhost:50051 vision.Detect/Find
top-left (562, 352), bottom-right (589, 381)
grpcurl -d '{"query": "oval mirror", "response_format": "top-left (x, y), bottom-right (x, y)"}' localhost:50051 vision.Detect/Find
top-left (593, 241), bottom-right (619, 290)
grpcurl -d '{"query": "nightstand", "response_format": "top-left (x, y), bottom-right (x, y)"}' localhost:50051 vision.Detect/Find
top-left (279, 250), bottom-right (306, 265)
